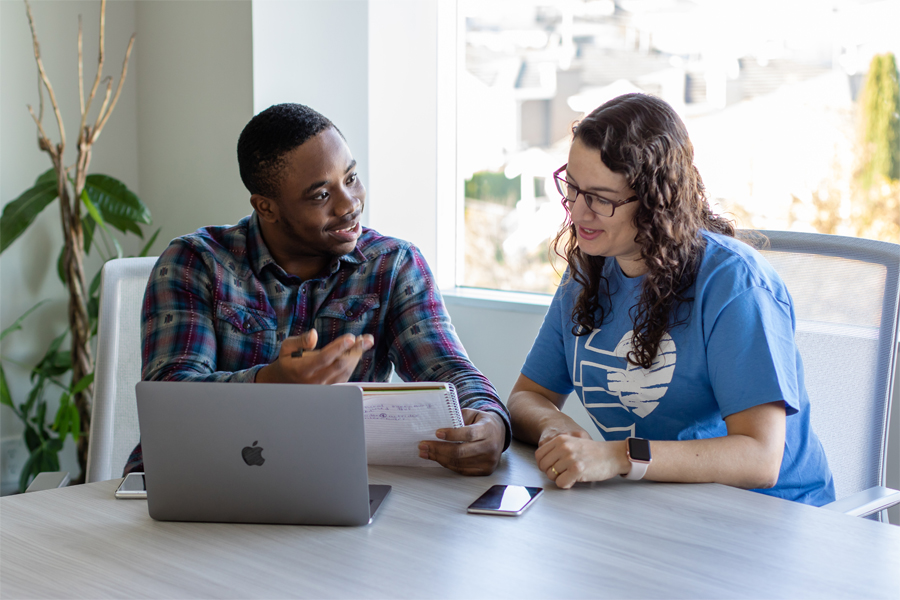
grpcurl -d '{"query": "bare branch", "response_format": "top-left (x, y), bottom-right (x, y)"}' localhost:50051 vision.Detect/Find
top-left (81, 0), bottom-right (107, 136)
top-left (93, 33), bottom-right (134, 143)
top-left (25, 0), bottom-right (65, 151)
top-left (78, 15), bottom-right (84, 119)
top-left (35, 64), bottom-right (43, 123)
top-left (92, 78), bottom-right (113, 138)
top-left (27, 104), bottom-right (56, 158)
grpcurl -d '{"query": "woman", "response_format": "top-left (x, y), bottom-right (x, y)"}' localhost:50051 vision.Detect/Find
top-left (508, 93), bottom-right (834, 505)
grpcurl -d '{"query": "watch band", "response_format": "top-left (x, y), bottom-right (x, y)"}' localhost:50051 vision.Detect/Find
top-left (622, 437), bottom-right (651, 480)
top-left (623, 459), bottom-right (649, 480)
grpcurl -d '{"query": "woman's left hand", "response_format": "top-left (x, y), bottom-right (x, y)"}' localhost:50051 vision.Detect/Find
top-left (535, 435), bottom-right (630, 489)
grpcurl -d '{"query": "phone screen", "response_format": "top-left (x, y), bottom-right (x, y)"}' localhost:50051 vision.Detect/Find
top-left (467, 484), bottom-right (543, 516)
top-left (115, 472), bottom-right (147, 499)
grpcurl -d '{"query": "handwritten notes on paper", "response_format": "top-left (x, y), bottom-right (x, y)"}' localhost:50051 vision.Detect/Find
top-left (356, 384), bottom-right (463, 467)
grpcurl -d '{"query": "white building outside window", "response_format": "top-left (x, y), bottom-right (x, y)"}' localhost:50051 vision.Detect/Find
top-left (454, 0), bottom-right (900, 295)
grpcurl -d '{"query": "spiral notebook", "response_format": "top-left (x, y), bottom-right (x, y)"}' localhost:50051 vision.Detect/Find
top-left (341, 382), bottom-right (464, 467)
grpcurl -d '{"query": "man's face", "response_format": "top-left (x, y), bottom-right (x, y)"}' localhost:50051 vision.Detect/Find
top-left (262, 127), bottom-right (366, 264)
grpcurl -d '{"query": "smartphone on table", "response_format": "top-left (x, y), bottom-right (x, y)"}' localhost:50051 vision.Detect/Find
top-left (467, 484), bottom-right (543, 516)
top-left (115, 472), bottom-right (147, 499)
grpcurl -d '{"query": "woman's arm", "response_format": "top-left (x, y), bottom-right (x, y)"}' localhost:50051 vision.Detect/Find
top-left (534, 401), bottom-right (786, 489)
top-left (508, 374), bottom-right (592, 446)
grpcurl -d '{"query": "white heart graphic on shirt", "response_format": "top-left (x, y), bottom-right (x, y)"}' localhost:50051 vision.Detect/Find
top-left (573, 329), bottom-right (676, 419)
top-left (604, 331), bottom-right (676, 418)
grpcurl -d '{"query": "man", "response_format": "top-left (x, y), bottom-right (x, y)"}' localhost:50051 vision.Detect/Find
top-left (124, 103), bottom-right (509, 475)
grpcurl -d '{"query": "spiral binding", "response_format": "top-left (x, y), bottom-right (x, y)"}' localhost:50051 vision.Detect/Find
top-left (443, 382), bottom-right (464, 427)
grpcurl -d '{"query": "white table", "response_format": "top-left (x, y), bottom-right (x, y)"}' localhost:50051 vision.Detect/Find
top-left (2, 443), bottom-right (898, 599)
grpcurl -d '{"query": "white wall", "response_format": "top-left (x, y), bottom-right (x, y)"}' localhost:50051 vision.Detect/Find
top-left (367, 1), bottom-right (438, 267)
top-left (252, 0), bottom-right (369, 221)
top-left (135, 0), bottom-right (253, 243)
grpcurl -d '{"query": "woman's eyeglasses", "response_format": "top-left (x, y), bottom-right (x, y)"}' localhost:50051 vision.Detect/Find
top-left (553, 164), bottom-right (637, 218)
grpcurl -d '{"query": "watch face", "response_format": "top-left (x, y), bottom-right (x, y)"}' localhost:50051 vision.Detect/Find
top-left (628, 437), bottom-right (652, 462)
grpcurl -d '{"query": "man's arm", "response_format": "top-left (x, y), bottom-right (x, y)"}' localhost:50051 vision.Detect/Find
top-left (384, 245), bottom-right (510, 475)
top-left (141, 240), bottom-right (258, 383)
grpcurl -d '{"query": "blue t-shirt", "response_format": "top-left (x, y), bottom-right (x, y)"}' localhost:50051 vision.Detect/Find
top-left (522, 231), bottom-right (835, 506)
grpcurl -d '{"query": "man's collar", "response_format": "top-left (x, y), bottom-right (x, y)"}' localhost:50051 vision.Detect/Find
top-left (339, 240), bottom-right (368, 265)
top-left (247, 211), bottom-right (278, 274)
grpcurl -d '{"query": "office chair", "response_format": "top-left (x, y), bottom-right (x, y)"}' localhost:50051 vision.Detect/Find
top-left (25, 257), bottom-right (156, 492)
top-left (84, 256), bottom-right (158, 483)
top-left (756, 231), bottom-right (900, 520)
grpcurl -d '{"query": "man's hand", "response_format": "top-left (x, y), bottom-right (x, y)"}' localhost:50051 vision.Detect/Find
top-left (417, 408), bottom-right (506, 476)
top-left (535, 435), bottom-right (629, 489)
top-left (256, 329), bottom-right (374, 384)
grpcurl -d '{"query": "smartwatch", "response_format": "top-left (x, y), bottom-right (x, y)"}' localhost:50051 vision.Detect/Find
top-left (622, 437), bottom-right (652, 480)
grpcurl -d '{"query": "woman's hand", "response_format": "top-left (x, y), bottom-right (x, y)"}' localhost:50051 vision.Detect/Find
top-left (535, 435), bottom-right (630, 489)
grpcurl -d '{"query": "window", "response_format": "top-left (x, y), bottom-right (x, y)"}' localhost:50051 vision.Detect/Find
top-left (456, 0), bottom-right (900, 295)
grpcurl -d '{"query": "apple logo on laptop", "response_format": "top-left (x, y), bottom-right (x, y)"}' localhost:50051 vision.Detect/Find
top-left (241, 441), bottom-right (265, 466)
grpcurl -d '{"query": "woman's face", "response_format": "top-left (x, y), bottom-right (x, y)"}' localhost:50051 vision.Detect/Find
top-left (565, 138), bottom-right (645, 277)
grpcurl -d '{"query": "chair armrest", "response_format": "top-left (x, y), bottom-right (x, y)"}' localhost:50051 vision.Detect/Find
top-left (821, 486), bottom-right (900, 518)
top-left (24, 471), bottom-right (71, 493)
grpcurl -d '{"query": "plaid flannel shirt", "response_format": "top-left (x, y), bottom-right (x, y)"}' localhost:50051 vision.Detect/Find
top-left (124, 213), bottom-right (509, 474)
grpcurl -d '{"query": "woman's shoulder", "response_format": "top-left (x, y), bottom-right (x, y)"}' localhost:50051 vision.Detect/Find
top-left (697, 231), bottom-right (791, 306)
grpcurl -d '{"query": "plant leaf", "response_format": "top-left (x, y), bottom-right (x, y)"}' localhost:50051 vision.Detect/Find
top-left (70, 372), bottom-right (94, 395)
top-left (80, 188), bottom-right (107, 229)
top-left (0, 364), bottom-right (17, 414)
top-left (69, 403), bottom-right (81, 442)
top-left (57, 245), bottom-right (67, 284)
top-left (39, 442), bottom-right (60, 471)
top-left (84, 175), bottom-right (150, 237)
top-left (36, 351), bottom-right (71, 379)
top-left (22, 377), bottom-right (45, 416)
top-left (35, 169), bottom-right (57, 185)
top-left (45, 438), bottom-right (64, 455)
top-left (0, 173), bottom-right (58, 254)
top-left (138, 227), bottom-right (161, 257)
top-left (88, 296), bottom-right (100, 331)
top-left (53, 393), bottom-right (70, 438)
top-left (32, 331), bottom-right (71, 380)
top-left (89, 267), bottom-right (103, 298)
top-left (35, 401), bottom-right (48, 435)
top-left (18, 450), bottom-right (37, 493)
top-left (23, 424), bottom-right (41, 452)
top-left (0, 299), bottom-right (50, 342)
top-left (82, 214), bottom-right (96, 254)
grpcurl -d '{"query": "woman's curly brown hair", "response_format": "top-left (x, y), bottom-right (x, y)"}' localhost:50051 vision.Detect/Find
top-left (553, 93), bottom-right (735, 369)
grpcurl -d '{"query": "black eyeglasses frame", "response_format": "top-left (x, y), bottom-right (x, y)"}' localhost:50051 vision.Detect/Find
top-left (553, 164), bottom-right (638, 218)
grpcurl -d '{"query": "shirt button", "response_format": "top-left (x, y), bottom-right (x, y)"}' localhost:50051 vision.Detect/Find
top-left (345, 310), bottom-right (353, 317)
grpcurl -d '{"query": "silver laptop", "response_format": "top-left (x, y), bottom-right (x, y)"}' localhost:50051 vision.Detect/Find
top-left (135, 381), bottom-right (390, 526)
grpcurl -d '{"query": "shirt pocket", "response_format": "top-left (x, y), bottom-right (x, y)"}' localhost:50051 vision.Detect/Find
top-left (215, 301), bottom-right (279, 369)
top-left (315, 293), bottom-right (381, 335)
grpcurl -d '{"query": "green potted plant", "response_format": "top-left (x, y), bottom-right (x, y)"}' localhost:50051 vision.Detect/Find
top-left (0, 0), bottom-right (158, 490)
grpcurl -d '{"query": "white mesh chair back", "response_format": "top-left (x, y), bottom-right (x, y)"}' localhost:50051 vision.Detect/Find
top-left (85, 257), bottom-right (157, 483)
top-left (755, 231), bottom-right (900, 501)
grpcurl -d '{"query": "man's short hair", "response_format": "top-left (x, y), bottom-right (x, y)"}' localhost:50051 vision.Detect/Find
top-left (237, 103), bottom-right (339, 198)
